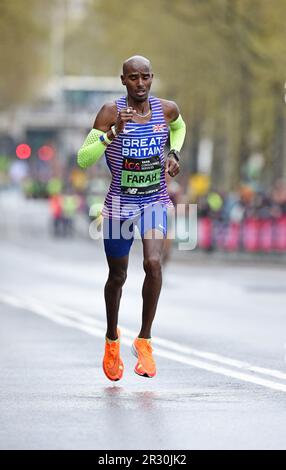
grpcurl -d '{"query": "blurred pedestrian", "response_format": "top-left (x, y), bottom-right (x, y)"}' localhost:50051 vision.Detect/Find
top-left (49, 193), bottom-right (64, 237)
top-left (62, 191), bottom-right (80, 237)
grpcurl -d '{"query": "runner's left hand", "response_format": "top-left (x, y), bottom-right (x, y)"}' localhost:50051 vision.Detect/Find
top-left (165, 154), bottom-right (180, 177)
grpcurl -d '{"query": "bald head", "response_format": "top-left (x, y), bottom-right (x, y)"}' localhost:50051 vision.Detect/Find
top-left (121, 55), bottom-right (153, 102)
top-left (122, 55), bottom-right (152, 76)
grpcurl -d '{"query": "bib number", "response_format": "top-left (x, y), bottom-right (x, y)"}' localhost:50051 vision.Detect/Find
top-left (121, 156), bottom-right (161, 196)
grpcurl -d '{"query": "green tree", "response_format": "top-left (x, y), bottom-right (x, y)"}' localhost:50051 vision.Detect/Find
top-left (65, 0), bottom-right (286, 189)
top-left (0, 0), bottom-right (53, 109)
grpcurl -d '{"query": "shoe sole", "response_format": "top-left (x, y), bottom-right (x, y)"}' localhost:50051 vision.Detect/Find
top-left (131, 344), bottom-right (156, 378)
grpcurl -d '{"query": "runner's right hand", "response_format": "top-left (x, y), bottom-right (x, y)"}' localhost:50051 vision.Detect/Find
top-left (115, 107), bottom-right (135, 133)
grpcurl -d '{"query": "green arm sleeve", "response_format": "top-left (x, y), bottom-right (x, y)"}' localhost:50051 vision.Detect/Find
top-left (77, 129), bottom-right (106, 169)
top-left (169, 114), bottom-right (186, 152)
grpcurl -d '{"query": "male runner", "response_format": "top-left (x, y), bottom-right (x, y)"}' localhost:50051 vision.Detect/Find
top-left (78, 56), bottom-right (186, 380)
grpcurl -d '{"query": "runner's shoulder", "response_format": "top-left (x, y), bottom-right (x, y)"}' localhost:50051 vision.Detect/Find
top-left (158, 98), bottom-right (180, 124)
top-left (93, 101), bottom-right (117, 130)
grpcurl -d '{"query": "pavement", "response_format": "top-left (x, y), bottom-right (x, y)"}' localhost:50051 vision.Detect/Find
top-left (1, 190), bottom-right (286, 450)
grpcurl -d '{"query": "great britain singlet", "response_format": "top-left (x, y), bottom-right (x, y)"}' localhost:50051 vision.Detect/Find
top-left (102, 95), bottom-right (173, 220)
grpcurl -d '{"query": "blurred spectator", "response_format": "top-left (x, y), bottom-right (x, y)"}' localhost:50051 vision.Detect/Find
top-left (49, 194), bottom-right (64, 237)
top-left (196, 179), bottom-right (286, 253)
top-left (62, 191), bottom-right (80, 237)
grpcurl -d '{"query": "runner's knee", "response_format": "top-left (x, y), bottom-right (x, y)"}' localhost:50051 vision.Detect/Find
top-left (108, 268), bottom-right (127, 287)
top-left (143, 257), bottom-right (162, 277)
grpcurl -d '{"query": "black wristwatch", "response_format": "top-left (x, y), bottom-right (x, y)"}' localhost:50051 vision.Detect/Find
top-left (168, 149), bottom-right (180, 162)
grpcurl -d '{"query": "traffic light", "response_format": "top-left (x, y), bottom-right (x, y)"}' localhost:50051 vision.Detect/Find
top-left (16, 144), bottom-right (32, 160)
top-left (38, 145), bottom-right (56, 161)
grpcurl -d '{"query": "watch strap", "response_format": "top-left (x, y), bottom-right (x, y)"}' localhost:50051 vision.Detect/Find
top-left (168, 149), bottom-right (180, 162)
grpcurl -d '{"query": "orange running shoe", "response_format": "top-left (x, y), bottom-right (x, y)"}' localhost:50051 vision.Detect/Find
top-left (132, 337), bottom-right (156, 378)
top-left (103, 329), bottom-right (124, 381)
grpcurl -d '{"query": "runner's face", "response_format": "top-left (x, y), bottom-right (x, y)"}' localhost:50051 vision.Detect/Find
top-left (121, 64), bottom-right (153, 102)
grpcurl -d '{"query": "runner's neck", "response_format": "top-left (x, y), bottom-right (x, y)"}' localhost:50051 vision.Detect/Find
top-left (127, 96), bottom-right (151, 117)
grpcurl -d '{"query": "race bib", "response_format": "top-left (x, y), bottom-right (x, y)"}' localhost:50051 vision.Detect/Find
top-left (121, 156), bottom-right (161, 196)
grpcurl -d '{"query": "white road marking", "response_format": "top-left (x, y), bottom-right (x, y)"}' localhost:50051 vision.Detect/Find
top-left (20, 295), bottom-right (286, 382)
top-left (1, 292), bottom-right (286, 393)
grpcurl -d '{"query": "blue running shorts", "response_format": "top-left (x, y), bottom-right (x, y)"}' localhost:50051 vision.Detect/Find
top-left (103, 203), bottom-right (168, 258)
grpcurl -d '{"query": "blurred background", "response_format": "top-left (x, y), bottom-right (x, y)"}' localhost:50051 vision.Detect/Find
top-left (1, 0), bottom-right (286, 256)
top-left (2, 0), bottom-right (286, 451)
